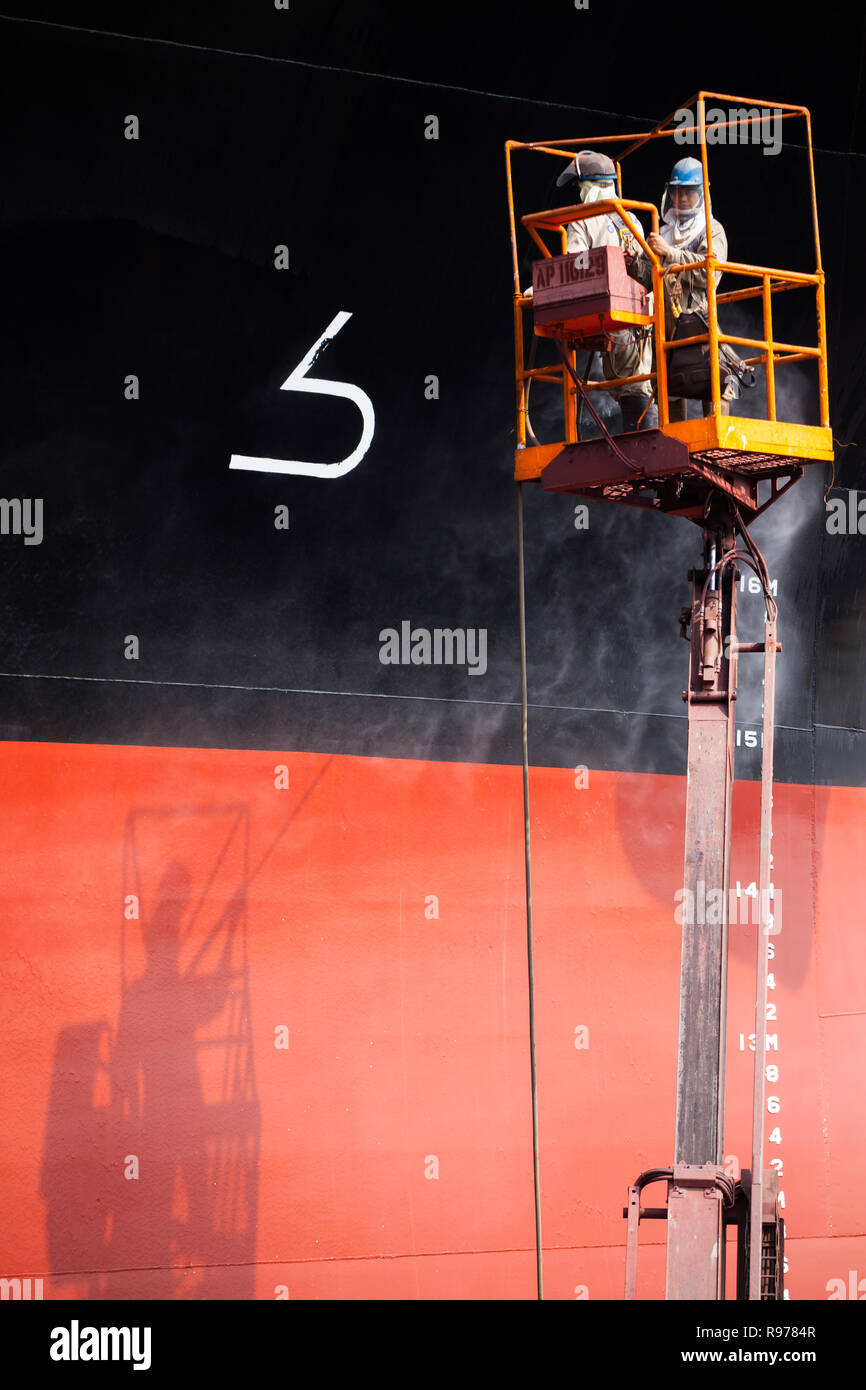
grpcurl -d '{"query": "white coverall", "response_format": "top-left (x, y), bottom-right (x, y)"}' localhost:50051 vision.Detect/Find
top-left (566, 181), bottom-right (654, 420)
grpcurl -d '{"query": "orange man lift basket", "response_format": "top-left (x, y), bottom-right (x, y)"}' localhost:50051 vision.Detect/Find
top-left (506, 92), bottom-right (832, 525)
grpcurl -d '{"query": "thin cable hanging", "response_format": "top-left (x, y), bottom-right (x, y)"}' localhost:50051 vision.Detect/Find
top-left (516, 480), bottom-right (544, 1301)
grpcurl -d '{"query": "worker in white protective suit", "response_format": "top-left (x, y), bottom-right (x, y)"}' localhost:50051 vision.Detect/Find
top-left (633, 156), bottom-right (738, 419)
top-left (556, 149), bottom-right (657, 432)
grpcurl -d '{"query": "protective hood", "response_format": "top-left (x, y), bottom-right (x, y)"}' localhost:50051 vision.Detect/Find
top-left (556, 148), bottom-right (617, 188)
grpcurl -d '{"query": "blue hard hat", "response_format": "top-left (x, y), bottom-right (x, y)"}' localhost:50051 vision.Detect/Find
top-left (668, 157), bottom-right (705, 186)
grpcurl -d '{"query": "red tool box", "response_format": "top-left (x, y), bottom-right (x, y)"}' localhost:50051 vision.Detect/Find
top-left (532, 244), bottom-right (651, 340)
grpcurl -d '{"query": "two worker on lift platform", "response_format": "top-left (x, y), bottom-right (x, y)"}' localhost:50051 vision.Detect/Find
top-left (551, 152), bottom-right (740, 429)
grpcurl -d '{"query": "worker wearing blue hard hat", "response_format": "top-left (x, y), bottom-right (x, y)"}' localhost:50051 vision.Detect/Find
top-left (632, 156), bottom-right (739, 418)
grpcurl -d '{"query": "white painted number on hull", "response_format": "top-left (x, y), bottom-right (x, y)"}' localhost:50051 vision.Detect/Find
top-left (230, 311), bottom-right (375, 478)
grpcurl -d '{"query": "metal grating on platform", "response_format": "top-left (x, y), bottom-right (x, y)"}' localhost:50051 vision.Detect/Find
top-left (690, 449), bottom-right (807, 475)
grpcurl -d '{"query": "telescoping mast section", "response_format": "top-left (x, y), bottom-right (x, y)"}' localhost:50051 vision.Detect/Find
top-left (505, 94), bottom-right (832, 1300)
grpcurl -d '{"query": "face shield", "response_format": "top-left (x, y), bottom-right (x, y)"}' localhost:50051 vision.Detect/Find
top-left (661, 182), bottom-right (705, 230)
